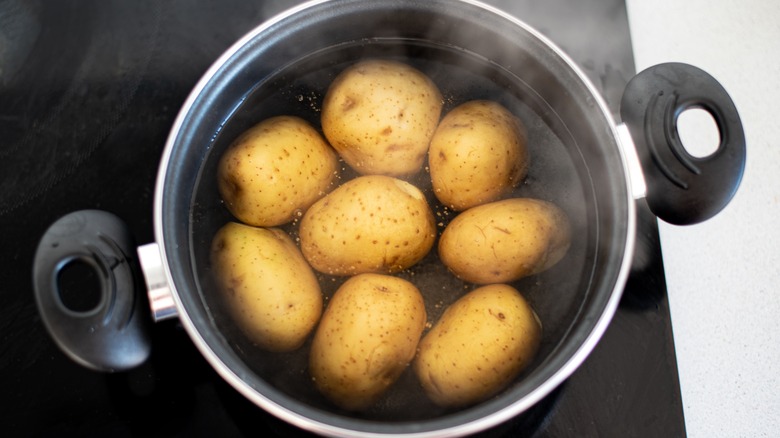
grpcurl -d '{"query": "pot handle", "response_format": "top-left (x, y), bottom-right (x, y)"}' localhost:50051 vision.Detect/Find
top-left (32, 210), bottom-right (152, 372)
top-left (620, 62), bottom-right (745, 225)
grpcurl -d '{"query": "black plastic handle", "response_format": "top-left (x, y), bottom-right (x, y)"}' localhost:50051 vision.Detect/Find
top-left (620, 62), bottom-right (746, 225)
top-left (32, 210), bottom-right (151, 372)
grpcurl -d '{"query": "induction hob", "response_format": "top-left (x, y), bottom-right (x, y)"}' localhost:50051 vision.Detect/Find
top-left (0, 1), bottom-right (685, 436)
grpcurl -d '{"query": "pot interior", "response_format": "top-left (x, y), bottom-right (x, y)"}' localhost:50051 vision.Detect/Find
top-left (161, 0), bottom-right (631, 434)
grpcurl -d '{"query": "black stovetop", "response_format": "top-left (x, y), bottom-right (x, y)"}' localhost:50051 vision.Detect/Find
top-left (0, 1), bottom-right (685, 436)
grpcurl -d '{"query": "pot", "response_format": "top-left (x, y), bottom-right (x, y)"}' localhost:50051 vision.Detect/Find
top-left (32, 0), bottom-right (745, 436)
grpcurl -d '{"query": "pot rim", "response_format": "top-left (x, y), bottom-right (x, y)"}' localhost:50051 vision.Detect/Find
top-left (152, 0), bottom-right (637, 436)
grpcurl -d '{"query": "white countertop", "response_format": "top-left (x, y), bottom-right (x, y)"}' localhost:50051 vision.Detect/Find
top-left (625, 1), bottom-right (780, 436)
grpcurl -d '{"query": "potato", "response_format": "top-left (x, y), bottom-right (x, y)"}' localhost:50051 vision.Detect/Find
top-left (321, 59), bottom-right (443, 176)
top-left (217, 115), bottom-right (339, 227)
top-left (413, 284), bottom-right (541, 408)
top-left (210, 222), bottom-right (322, 352)
top-left (429, 100), bottom-right (529, 211)
top-left (309, 273), bottom-right (427, 410)
top-left (299, 175), bottom-right (437, 276)
top-left (438, 198), bottom-right (571, 284)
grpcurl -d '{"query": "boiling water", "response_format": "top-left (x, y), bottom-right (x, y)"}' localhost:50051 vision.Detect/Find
top-left (189, 39), bottom-right (593, 421)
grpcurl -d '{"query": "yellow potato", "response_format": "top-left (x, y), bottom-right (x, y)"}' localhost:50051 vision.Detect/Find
top-left (321, 59), bottom-right (443, 176)
top-left (413, 284), bottom-right (541, 408)
top-left (210, 222), bottom-right (322, 352)
top-left (438, 198), bottom-right (571, 284)
top-left (299, 175), bottom-right (436, 276)
top-left (429, 100), bottom-right (529, 211)
top-left (309, 273), bottom-right (427, 411)
top-left (217, 115), bottom-right (339, 227)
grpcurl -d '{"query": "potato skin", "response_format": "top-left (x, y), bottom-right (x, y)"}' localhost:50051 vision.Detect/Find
top-left (438, 198), bottom-right (571, 284)
top-left (299, 175), bottom-right (437, 276)
top-left (217, 115), bottom-right (339, 227)
top-left (413, 284), bottom-right (541, 408)
top-left (210, 222), bottom-right (323, 352)
top-left (309, 273), bottom-right (427, 411)
top-left (321, 59), bottom-right (443, 176)
top-left (429, 100), bottom-right (529, 211)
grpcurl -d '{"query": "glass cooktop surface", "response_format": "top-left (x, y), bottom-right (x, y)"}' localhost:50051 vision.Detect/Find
top-left (0, 0), bottom-right (685, 436)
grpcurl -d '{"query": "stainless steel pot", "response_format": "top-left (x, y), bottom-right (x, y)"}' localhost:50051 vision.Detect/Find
top-left (33, 0), bottom-right (745, 436)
